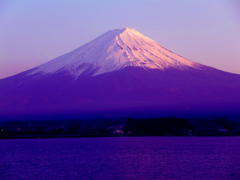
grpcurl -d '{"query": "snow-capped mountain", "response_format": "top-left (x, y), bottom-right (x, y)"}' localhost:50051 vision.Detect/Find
top-left (28, 27), bottom-right (204, 78)
top-left (0, 28), bottom-right (240, 117)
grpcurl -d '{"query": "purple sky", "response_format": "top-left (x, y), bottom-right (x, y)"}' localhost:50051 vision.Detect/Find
top-left (0, 0), bottom-right (240, 78)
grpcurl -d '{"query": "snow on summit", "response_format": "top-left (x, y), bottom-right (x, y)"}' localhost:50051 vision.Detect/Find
top-left (29, 27), bottom-right (203, 77)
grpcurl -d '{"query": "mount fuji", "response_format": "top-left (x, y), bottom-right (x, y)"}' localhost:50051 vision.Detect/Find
top-left (1, 27), bottom-right (240, 117)
top-left (28, 27), bottom-right (203, 77)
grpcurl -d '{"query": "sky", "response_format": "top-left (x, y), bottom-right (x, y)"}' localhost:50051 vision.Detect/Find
top-left (0, 0), bottom-right (240, 78)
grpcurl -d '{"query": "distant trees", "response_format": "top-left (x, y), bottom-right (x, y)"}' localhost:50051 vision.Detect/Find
top-left (0, 117), bottom-right (240, 138)
top-left (124, 117), bottom-right (192, 136)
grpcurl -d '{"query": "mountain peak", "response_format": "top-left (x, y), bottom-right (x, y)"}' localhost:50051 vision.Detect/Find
top-left (120, 27), bottom-right (135, 31)
top-left (120, 27), bottom-right (141, 34)
top-left (111, 27), bottom-right (154, 43)
top-left (113, 27), bottom-right (138, 33)
top-left (28, 28), bottom-right (203, 78)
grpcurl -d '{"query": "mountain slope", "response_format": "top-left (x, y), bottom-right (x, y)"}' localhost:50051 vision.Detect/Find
top-left (27, 27), bottom-right (204, 78)
top-left (0, 28), bottom-right (240, 117)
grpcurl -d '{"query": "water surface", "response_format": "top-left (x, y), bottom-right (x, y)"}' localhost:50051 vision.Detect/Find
top-left (1, 137), bottom-right (240, 180)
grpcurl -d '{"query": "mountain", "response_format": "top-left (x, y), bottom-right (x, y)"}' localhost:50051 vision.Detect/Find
top-left (27, 27), bottom-right (203, 78)
top-left (0, 27), bottom-right (240, 118)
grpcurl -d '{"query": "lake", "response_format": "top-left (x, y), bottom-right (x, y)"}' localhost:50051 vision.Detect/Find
top-left (0, 137), bottom-right (240, 180)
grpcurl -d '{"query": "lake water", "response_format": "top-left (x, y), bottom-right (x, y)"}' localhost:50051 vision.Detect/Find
top-left (0, 137), bottom-right (240, 180)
